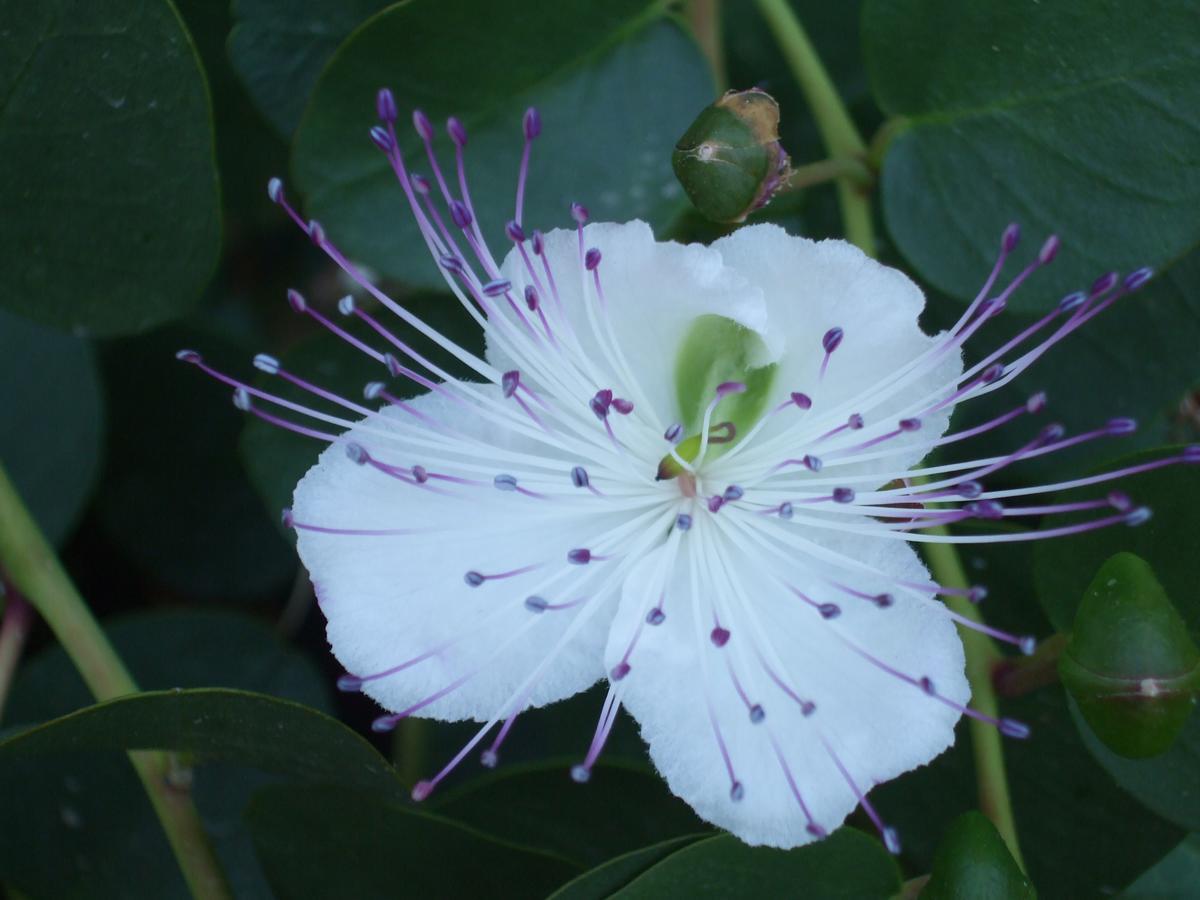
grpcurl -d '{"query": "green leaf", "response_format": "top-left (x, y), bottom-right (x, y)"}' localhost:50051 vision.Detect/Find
top-left (96, 324), bottom-right (294, 599)
top-left (922, 811), bottom-right (1036, 900)
top-left (1120, 833), bottom-right (1200, 899)
top-left (431, 759), bottom-right (707, 868)
top-left (246, 784), bottom-right (580, 900)
top-left (607, 829), bottom-right (900, 899)
top-left (0, 613), bottom-right (341, 900)
top-left (0, 308), bottom-right (103, 545)
top-left (548, 835), bottom-right (708, 900)
top-left (228, 0), bottom-right (391, 136)
top-left (0, 0), bottom-right (221, 334)
top-left (291, 0), bottom-right (714, 289)
top-left (865, 0), bottom-right (1200, 312)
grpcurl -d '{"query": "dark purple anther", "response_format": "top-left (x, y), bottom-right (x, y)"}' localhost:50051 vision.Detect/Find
top-left (807, 823), bottom-right (828, 838)
top-left (791, 391), bottom-right (812, 409)
top-left (1091, 271), bottom-right (1119, 296)
top-left (590, 389), bottom-right (613, 419)
top-left (176, 348), bottom-right (201, 364)
top-left (307, 220), bottom-right (325, 245)
top-left (803, 455), bottom-right (823, 472)
top-left (524, 285), bottom-right (539, 311)
top-left (1019, 636), bottom-right (1037, 656)
top-left (385, 354), bottom-right (405, 377)
top-left (267, 177), bottom-right (284, 203)
top-left (411, 465), bottom-right (428, 484)
top-left (999, 718), bottom-right (1031, 739)
top-left (531, 230), bottom-right (545, 255)
top-left (280, 508), bottom-right (295, 529)
top-left (570, 764), bottom-right (590, 784)
top-left (525, 596), bottom-right (548, 613)
top-left (1039, 423), bottom-right (1066, 444)
top-left (411, 780), bottom-right (434, 802)
top-left (584, 248), bottom-right (601, 270)
top-left (570, 466), bottom-right (589, 488)
top-left (1038, 235), bottom-right (1061, 264)
top-left (874, 593), bottom-right (894, 608)
top-left (716, 381), bottom-right (746, 398)
top-left (919, 676), bottom-right (936, 695)
top-left (968, 585), bottom-right (988, 603)
top-left (676, 513), bottom-right (693, 531)
top-left (1002, 222), bottom-right (1021, 252)
top-left (956, 481), bottom-right (983, 498)
top-left (646, 607), bottom-right (666, 626)
top-left (822, 327), bottom-right (844, 354)
top-left (1107, 417), bottom-right (1137, 435)
top-left (1058, 291), bottom-right (1087, 312)
top-left (412, 109), bottom-right (434, 140)
top-left (981, 363), bottom-right (1005, 383)
top-left (1124, 267), bottom-right (1154, 290)
top-left (707, 495), bottom-right (724, 513)
top-left (610, 662), bottom-right (631, 681)
top-left (832, 487), bottom-right (855, 504)
top-left (369, 125), bottom-right (391, 151)
top-left (567, 548), bottom-right (592, 565)
top-left (848, 413), bottom-right (864, 430)
top-left (883, 827), bottom-right (902, 855)
top-left (612, 398), bottom-right (634, 415)
top-left (966, 500), bottom-right (1004, 520)
top-left (480, 749), bottom-right (498, 769)
top-left (447, 116), bottom-right (467, 147)
top-left (440, 254), bottom-right (465, 274)
top-left (449, 199), bottom-right (472, 228)
top-left (730, 781), bottom-right (745, 802)
top-left (523, 107), bottom-right (542, 140)
top-left (336, 673), bottom-right (364, 692)
top-left (779, 502), bottom-right (794, 520)
top-left (464, 570), bottom-right (485, 587)
top-left (483, 279), bottom-right (511, 297)
top-left (570, 202), bottom-right (589, 225)
top-left (710, 626), bottom-right (731, 648)
top-left (981, 297), bottom-right (1007, 318)
top-left (801, 701), bottom-right (816, 717)
top-left (723, 485), bottom-right (744, 502)
top-left (748, 704), bottom-right (765, 724)
top-left (1107, 490), bottom-right (1132, 512)
top-left (1026, 392), bottom-right (1047, 414)
top-left (505, 220), bottom-right (526, 242)
top-left (1124, 507), bottom-right (1152, 527)
top-left (376, 87), bottom-right (397, 123)
top-left (664, 422), bottom-right (683, 443)
top-left (493, 473), bottom-right (518, 491)
top-left (899, 418), bottom-right (921, 432)
top-left (502, 370), bottom-right (520, 398)
top-left (345, 443), bottom-right (368, 465)
top-left (818, 603), bottom-right (840, 620)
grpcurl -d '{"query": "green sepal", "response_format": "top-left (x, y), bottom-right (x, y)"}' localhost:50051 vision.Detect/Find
top-left (1060, 552), bottom-right (1200, 758)
top-left (922, 811), bottom-right (1036, 900)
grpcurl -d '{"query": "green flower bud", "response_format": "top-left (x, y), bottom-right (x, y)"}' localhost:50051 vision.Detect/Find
top-left (1059, 552), bottom-right (1200, 758)
top-left (922, 812), bottom-right (1036, 900)
top-left (672, 89), bottom-right (791, 223)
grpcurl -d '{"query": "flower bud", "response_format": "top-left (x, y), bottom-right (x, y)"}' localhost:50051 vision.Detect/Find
top-left (921, 812), bottom-right (1035, 900)
top-left (1059, 552), bottom-right (1200, 758)
top-left (672, 89), bottom-right (791, 224)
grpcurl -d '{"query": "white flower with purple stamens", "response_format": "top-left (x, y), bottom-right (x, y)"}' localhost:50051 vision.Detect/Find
top-left (180, 89), bottom-right (1196, 851)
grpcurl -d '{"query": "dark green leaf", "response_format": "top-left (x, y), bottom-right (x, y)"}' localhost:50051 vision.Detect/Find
top-left (246, 784), bottom-right (580, 900)
top-left (548, 835), bottom-right (708, 900)
top-left (922, 811), bottom-right (1035, 899)
top-left (431, 759), bottom-right (707, 868)
top-left (291, 0), bottom-right (714, 289)
top-left (0, 308), bottom-right (103, 544)
top-left (1120, 833), bottom-right (1200, 899)
top-left (866, 0), bottom-right (1200, 311)
top-left (229, 0), bottom-right (391, 136)
top-left (0, 0), bottom-right (221, 334)
top-left (97, 324), bottom-right (294, 599)
top-left (608, 829), bottom-right (900, 899)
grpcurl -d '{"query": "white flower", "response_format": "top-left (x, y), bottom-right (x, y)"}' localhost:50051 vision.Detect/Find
top-left (180, 94), bottom-right (1172, 851)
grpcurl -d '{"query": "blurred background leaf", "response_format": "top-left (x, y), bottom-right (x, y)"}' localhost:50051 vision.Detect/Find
top-left (866, 0), bottom-right (1200, 313)
top-left (0, 0), bottom-right (222, 334)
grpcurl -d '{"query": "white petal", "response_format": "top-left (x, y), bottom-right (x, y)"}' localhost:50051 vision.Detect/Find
top-left (293, 388), bottom-right (630, 722)
top-left (712, 225), bottom-right (962, 477)
top-left (607, 515), bottom-right (968, 848)
top-left (498, 221), bottom-right (774, 426)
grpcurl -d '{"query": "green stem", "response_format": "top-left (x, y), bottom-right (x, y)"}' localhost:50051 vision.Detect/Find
top-left (0, 590), bottom-right (34, 722)
top-left (923, 534), bottom-right (1025, 873)
top-left (783, 156), bottom-right (873, 192)
top-left (753, 0), bottom-right (875, 255)
top-left (995, 633), bottom-right (1067, 699)
top-left (0, 463), bottom-right (232, 900)
top-left (688, 0), bottom-right (727, 90)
